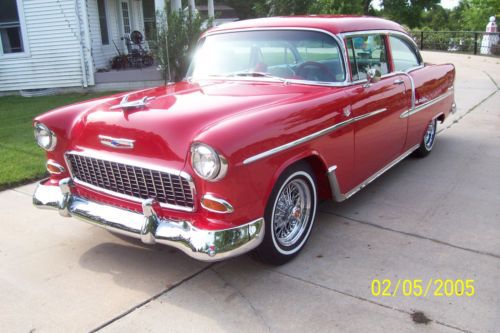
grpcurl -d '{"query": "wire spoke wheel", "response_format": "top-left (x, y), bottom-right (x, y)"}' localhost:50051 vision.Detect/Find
top-left (424, 119), bottom-right (437, 150)
top-left (272, 178), bottom-right (312, 247)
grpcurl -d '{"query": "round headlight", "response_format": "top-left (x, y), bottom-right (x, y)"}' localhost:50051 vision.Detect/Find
top-left (191, 143), bottom-right (227, 181)
top-left (34, 123), bottom-right (57, 151)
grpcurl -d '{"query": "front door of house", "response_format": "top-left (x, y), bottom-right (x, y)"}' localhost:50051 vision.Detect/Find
top-left (119, 0), bottom-right (132, 51)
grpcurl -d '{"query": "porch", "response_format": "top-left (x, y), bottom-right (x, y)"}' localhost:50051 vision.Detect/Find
top-left (93, 66), bottom-right (164, 91)
top-left (88, 0), bottom-right (216, 90)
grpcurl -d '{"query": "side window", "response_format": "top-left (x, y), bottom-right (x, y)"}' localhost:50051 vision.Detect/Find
top-left (389, 36), bottom-right (420, 72)
top-left (346, 35), bottom-right (388, 81)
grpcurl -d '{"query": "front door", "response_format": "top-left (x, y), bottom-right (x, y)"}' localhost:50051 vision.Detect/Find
top-left (119, 0), bottom-right (132, 50)
top-left (345, 34), bottom-right (411, 186)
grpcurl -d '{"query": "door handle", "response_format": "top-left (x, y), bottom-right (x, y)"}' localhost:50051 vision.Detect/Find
top-left (393, 78), bottom-right (404, 85)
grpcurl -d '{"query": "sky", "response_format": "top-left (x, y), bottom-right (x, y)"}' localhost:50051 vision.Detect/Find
top-left (440, 0), bottom-right (460, 9)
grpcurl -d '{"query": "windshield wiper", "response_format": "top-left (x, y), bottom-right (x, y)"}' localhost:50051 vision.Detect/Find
top-left (228, 71), bottom-right (288, 83)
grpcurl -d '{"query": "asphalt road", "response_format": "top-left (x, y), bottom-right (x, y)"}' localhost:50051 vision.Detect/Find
top-left (1, 52), bottom-right (499, 333)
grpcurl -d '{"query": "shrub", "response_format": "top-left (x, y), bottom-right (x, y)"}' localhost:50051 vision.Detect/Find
top-left (151, 8), bottom-right (205, 82)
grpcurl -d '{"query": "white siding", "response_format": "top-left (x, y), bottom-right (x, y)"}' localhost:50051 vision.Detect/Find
top-left (0, 0), bottom-right (92, 91)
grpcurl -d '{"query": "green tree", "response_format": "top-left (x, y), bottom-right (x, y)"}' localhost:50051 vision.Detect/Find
top-left (151, 7), bottom-right (205, 82)
top-left (421, 5), bottom-right (449, 30)
top-left (253, 0), bottom-right (310, 16)
top-left (461, 0), bottom-right (499, 31)
top-left (309, 0), bottom-right (374, 15)
top-left (382, 0), bottom-right (440, 28)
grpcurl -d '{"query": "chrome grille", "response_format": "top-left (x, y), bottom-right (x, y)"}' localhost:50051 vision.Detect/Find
top-left (66, 153), bottom-right (195, 211)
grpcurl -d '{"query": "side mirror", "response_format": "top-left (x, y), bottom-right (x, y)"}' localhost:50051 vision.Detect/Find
top-left (364, 68), bottom-right (381, 88)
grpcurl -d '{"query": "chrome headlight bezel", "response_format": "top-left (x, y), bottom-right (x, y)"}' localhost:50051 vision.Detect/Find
top-left (191, 143), bottom-right (228, 181)
top-left (34, 122), bottom-right (57, 151)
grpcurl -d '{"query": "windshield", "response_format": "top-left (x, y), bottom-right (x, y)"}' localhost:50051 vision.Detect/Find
top-left (187, 30), bottom-right (346, 84)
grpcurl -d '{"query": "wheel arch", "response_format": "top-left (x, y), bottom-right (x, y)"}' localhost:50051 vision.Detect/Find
top-left (263, 151), bottom-right (331, 208)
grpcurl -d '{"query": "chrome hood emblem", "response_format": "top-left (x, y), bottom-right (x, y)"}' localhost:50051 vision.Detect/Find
top-left (99, 135), bottom-right (135, 149)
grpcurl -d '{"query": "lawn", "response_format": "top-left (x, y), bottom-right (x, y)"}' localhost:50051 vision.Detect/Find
top-left (0, 92), bottom-right (112, 190)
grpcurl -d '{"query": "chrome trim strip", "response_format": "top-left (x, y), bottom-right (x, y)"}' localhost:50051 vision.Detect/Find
top-left (400, 91), bottom-right (453, 119)
top-left (243, 108), bottom-right (387, 165)
top-left (33, 179), bottom-right (264, 262)
top-left (64, 150), bottom-right (197, 212)
top-left (98, 135), bottom-right (135, 149)
top-left (328, 144), bottom-right (420, 202)
top-left (201, 194), bottom-right (234, 214)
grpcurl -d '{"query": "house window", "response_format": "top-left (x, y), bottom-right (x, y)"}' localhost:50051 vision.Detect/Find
top-left (142, 0), bottom-right (156, 40)
top-left (97, 0), bottom-right (109, 45)
top-left (0, 0), bottom-right (25, 54)
top-left (121, 2), bottom-right (131, 34)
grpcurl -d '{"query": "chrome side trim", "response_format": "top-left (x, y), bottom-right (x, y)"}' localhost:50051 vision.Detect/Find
top-left (327, 144), bottom-right (420, 202)
top-left (243, 108), bottom-right (387, 165)
top-left (400, 91), bottom-right (453, 119)
top-left (33, 179), bottom-right (264, 262)
top-left (64, 150), bottom-right (197, 212)
top-left (201, 194), bottom-right (234, 214)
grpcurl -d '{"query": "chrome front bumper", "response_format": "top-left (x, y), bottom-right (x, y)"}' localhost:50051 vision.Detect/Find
top-left (33, 178), bottom-right (264, 262)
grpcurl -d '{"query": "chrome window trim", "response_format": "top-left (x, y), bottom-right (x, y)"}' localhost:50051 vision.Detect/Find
top-left (243, 108), bottom-right (387, 165)
top-left (192, 27), bottom-right (350, 87)
top-left (339, 30), bottom-right (424, 80)
top-left (64, 150), bottom-right (197, 212)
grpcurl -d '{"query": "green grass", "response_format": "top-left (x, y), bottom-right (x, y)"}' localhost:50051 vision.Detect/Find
top-left (0, 92), bottom-right (112, 190)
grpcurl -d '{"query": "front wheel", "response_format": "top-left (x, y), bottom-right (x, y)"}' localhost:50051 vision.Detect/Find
top-left (255, 163), bottom-right (317, 265)
top-left (413, 118), bottom-right (437, 158)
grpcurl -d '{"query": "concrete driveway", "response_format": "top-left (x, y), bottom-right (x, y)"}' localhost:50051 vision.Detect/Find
top-left (1, 52), bottom-right (499, 333)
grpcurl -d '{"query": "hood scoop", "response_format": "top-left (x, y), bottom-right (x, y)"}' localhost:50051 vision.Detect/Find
top-left (110, 93), bottom-right (155, 111)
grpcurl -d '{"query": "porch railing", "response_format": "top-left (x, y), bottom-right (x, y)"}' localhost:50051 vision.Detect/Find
top-left (411, 31), bottom-right (500, 57)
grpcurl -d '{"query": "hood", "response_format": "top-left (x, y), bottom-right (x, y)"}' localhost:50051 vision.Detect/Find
top-left (68, 80), bottom-right (333, 168)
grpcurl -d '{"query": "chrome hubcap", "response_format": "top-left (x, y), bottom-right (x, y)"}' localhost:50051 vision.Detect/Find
top-left (424, 120), bottom-right (436, 150)
top-left (273, 178), bottom-right (311, 247)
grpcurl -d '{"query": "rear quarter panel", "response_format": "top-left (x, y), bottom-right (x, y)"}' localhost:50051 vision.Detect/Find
top-left (405, 63), bottom-right (455, 149)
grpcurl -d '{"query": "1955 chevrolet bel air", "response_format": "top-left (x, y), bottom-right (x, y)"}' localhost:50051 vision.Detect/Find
top-left (33, 16), bottom-right (456, 264)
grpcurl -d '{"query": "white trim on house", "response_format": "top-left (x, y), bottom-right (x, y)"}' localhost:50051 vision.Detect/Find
top-left (0, 0), bottom-right (31, 58)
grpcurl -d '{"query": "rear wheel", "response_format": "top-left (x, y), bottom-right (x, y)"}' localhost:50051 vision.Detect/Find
top-left (255, 163), bottom-right (317, 265)
top-left (413, 118), bottom-right (437, 158)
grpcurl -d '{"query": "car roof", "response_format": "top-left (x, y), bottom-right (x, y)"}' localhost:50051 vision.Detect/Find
top-left (204, 15), bottom-right (408, 36)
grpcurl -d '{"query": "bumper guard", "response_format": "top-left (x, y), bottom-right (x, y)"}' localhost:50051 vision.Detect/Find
top-left (33, 178), bottom-right (264, 262)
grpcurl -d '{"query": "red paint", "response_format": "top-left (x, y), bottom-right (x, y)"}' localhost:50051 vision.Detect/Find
top-left (35, 16), bottom-right (455, 230)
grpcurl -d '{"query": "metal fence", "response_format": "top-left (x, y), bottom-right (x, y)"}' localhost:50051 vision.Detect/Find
top-left (411, 31), bottom-right (500, 56)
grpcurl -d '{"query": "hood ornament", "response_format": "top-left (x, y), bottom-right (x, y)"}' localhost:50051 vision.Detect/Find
top-left (99, 135), bottom-right (135, 149)
top-left (110, 94), bottom-right (153, 110)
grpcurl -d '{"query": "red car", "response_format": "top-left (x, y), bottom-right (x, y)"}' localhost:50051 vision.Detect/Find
top-left (33, 16), bottom-right (456, 264)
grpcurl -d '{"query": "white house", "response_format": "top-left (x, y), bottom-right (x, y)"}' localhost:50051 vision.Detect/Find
top-left (0, 0), bottom-right (215, 92)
